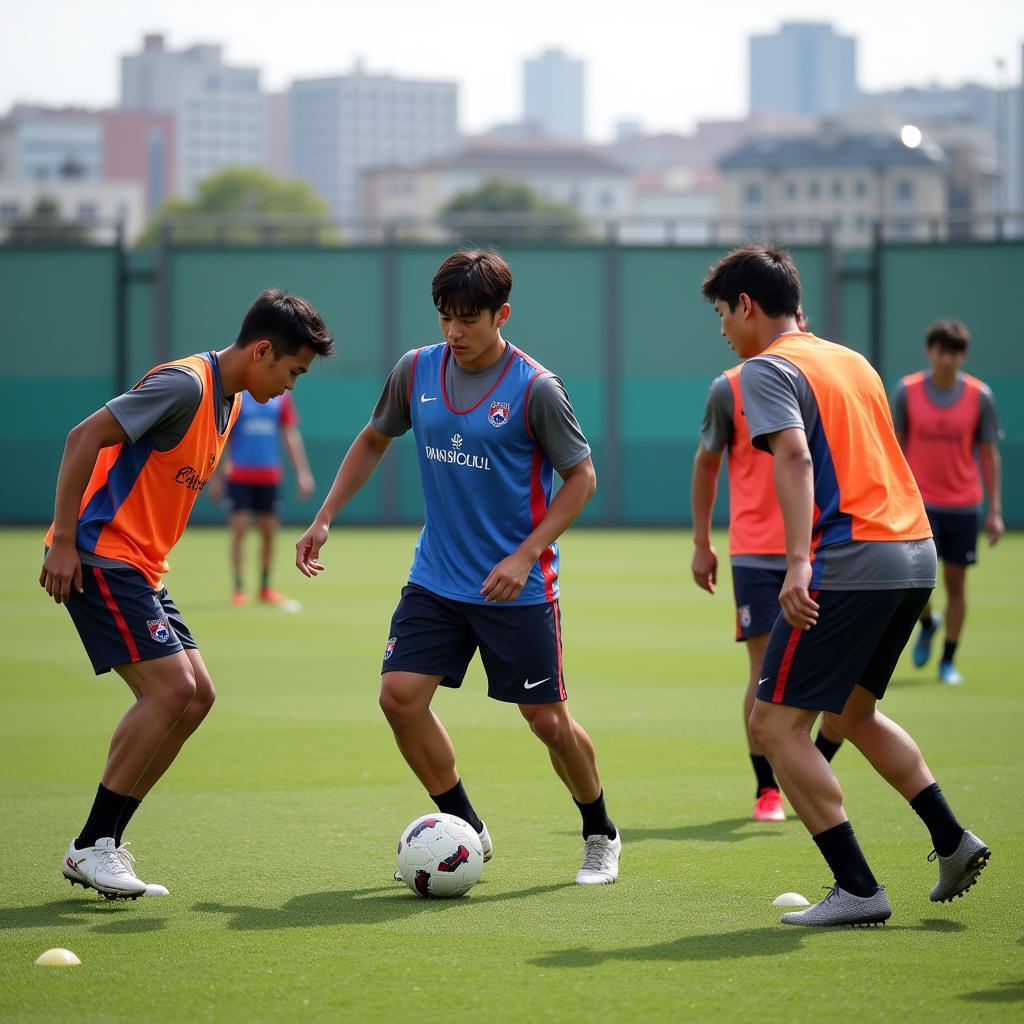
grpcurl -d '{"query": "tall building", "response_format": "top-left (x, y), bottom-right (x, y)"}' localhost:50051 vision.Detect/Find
top-left (120, 33), bottom-right (264, 197)
top-left (749, 23), bottom-right (858, 118)
top-left (288, 66), bottom-right (458, 221)
top-left (523, 49), bottom-right (584, 140)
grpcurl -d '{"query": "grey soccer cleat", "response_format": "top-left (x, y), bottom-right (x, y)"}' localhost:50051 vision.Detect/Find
top-left (929, 830), bottom-right (990, 902)
top-left (781, 885), bottom-right (891, 927)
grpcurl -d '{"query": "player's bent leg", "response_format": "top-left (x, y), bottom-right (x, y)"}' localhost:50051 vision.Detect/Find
top-left (379, 672), bottom-right (455, 796)
top-left (834, 686), bottom-right (934, 801)
top-left (748, 701), bottom-right (844, 836)
top-left (518, 702), bottom-right (620, 884)
top-left (745, 632), bottom-right (785, 821)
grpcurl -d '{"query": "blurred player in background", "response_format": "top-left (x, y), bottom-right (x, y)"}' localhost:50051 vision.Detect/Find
top-left (692, 307), bottom-right (843, 824)
top-left (214, 391), bottom-right (315, 611)
top-left (702, 245), bottom-right (989, 927)
top-left (40, 290), bottom-right (333, 899)
top-left (891, 320), bottom-right (1004, 685)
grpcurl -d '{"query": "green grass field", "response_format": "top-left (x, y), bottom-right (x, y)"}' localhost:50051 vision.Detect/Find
top-left (1, 526), bottom-right (1021, 1023)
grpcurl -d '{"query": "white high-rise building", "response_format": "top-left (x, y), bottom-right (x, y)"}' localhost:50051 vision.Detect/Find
top-left (121, 34), bottom-right (264, 197)
top-left (750, 23), bottom-right (858, 118)
top-left (523, 49), bottom-right (584, 140)
top-left (287, 66), bottom-right (458, 221)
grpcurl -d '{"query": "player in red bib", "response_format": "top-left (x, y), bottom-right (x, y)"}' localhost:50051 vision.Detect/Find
top-left (41, 290), bottom-right (333, 899)
top-left (891, 320), bottom-right (1004, 685)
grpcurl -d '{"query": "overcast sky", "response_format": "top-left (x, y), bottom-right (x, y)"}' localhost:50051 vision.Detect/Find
top-left (2, 0), bottom-right (1022, 139)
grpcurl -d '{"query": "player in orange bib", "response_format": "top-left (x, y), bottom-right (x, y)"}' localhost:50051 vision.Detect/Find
top-left (702, 245), bottom-right (989, 927)
top-left (891, 320), bottom-right (1004, 686)
top-left (692, 308), bottom-right (843, 824)
top-left (40, 289), bottom-right (333, 899)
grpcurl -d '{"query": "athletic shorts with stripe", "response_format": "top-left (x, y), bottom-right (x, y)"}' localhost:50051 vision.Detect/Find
top-left (381, 584), bottom-right (566, 704)
top-left (732, 565), bottom-right (786, 641)
top-left (64, 563), bottom-right (197, 675)
top-left (757, 587), bottom-right (932, 713)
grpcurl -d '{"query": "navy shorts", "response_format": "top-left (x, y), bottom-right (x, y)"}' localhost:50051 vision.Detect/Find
top-left (757, 587), bottom-right (932, 713)
top-left (64, 564), bottom-right (197, 675)
top-left (732, 565), bottom-right (786, 641)
top-left (926, 508), bottom-right (978, 567)
top-left (381, 584), bottom-right (566, 704)
top-left (227, 481), bottom-right (279, 515)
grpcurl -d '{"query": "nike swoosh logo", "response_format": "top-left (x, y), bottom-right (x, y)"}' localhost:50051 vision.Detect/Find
top-left (420, 394), bottom-right (437, 403)
top-left (758, 677), bottom-right (770, 686)
top-left (523, 677), bottom-right (551, 689)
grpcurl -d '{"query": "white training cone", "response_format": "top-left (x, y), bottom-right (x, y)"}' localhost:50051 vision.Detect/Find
top-left (773, 892), bottom-right (811, 907)
top-left (35, 948), bottom-right (81, 967)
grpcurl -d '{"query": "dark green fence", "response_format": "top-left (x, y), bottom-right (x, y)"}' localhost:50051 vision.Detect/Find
top-left (3, 239), bottom-right (1020, 527)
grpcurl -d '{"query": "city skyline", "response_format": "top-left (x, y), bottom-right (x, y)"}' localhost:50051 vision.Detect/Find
top-left (2, 0), bottom-right (1022, 140)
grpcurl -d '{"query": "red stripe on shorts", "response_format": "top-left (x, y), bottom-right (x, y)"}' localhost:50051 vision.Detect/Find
top-left (553, 601), bottom-right (566, 700)
top-left (772, 589), bottom-right (819, 703)
top-left (93, 567), bottom-right (141, 663)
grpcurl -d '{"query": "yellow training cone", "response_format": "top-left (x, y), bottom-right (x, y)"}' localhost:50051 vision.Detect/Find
top-left (35, 948), bottom-right (81, 967)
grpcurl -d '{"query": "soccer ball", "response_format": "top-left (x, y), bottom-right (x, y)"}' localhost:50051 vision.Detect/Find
top-left (396, 813), bottom-right (484, 898)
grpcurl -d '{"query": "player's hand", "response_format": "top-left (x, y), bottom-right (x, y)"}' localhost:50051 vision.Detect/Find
top-left (39, 542), bottom-right (83, 605)
top-left (296, 521), bottom-right (330, 577)
top-left (481, 550), bottom-right (534, 603)
top-left (985, 509), bottom-right (1004, 546)
top-left (297, 472), bottom-right (315, 500)
top-left (779, 560), bottom-right (818, 630)
top-left (691, 543), bottom-right (718, 593)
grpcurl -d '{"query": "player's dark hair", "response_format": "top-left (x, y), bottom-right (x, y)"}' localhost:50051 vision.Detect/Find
top-left (432, 250), bottom-right (512, 317)
top-left (235, 288), bottom-right (335, 358)
top-left (925, 319), bottom-right (970, 353)
top-left (701, 244), bottom-right (802, 318)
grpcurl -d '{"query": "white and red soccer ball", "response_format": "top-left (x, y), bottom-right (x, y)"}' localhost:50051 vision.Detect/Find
top-left (396, 813), bottom-right (484, 898)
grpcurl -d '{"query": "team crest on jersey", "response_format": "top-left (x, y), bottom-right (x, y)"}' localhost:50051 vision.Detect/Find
top-left (147, 619), bottom-right (170, 643)
top-left (384, 636), bottom-right (397, 660)
top-left (738, 605), bottom-right (752, 630)
top-left (487, 401), bottom-right (511, 428)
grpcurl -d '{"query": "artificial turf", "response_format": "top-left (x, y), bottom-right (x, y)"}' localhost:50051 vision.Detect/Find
top-left (1, 527), bottom-right (1021, 1023)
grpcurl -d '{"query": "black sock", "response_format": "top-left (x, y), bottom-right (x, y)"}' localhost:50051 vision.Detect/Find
top-left (574, 790), bottom-right (616, 839)
top-left (942, 641), bottom-right (958, 664)
top-left (910, 783), bottom-right (965, 857)
top-left (261, 569), bottom-right (270, 590)
top-left (812, 821), bottom-right (878, 897)
top-left (114, 796), bottom-right (142, 847)
top-left (430, 779), bottom-right (483, 834)
top-left (234, 573), bottom-right (243, 592)
top-left (921, 611), bottom-right (937, 628)
top-left (814, 731), bottom-right (843, 763)
top-left (76, 783), bottom-right (129, 850)
top-left (750, 754), bottom-right (777, 795)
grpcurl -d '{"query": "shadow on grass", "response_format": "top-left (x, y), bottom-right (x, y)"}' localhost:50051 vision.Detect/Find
top-left (194, 880), bottom-right (571, 931)
top-left (622, 818), bottom-right (787, 844)
top-left (529, 916), bottom-right (965, 968)
top-left (960, 980), bottom-right (1024, 1004)
top-left (0, 897), bottom-right (167, 934)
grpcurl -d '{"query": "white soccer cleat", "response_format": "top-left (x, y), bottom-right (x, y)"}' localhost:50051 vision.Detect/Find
top-left (63, 837), bottom-right (146, 899)
top-left (478, 821), bottom-right (493, 863)
top-left (576, 832), bottom-right (621, 885)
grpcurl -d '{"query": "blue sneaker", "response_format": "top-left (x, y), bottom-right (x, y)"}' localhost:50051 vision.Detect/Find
top-left (912, 613), bottom-right (941, 668)
top-left (938, 661), bottom-right (963, 685)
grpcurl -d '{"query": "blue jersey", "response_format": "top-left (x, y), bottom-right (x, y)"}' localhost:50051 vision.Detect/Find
top-left (227, 393), bottom-right (296, 484)
top-left (408, 343), bottom-right (559, 605)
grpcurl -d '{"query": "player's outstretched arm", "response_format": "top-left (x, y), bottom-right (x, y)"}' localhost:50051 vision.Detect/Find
top-left (691, 442), bottom-right (723, 594)
top-left (295, 422), bottom-right (392, 577)
top-left (41, 408), bottom-right (129, 604)
top-left (480, 456), bottom-right (597, 603)
top-left (766, 427), bottom-right (819, 631)
top-left (283, 424), bottom-right (316, 499)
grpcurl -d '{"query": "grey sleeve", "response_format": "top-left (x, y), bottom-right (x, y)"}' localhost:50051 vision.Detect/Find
top-left (976, 386), bottom-right (1003, 445)
top-left (890, 381), bottom-right (908, 437)
top-left (370, 350), bottom-right (418, 437)
top-left (527, 374), bottom-right (592, 472)
top-left (105, 366), bottom-right (203, 450)
top-left (739, 357), bottom-right (805, 453)
top-left (699, 375), bottom-right (734, 453)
